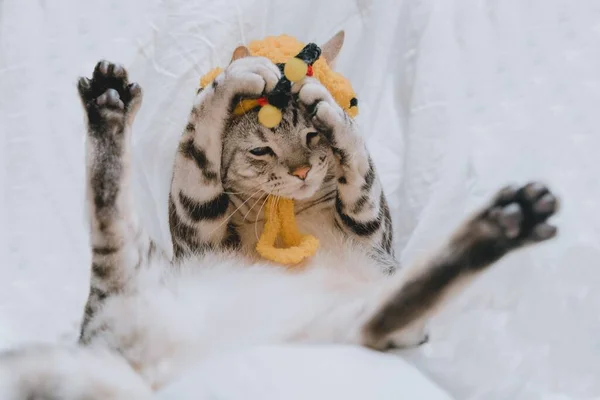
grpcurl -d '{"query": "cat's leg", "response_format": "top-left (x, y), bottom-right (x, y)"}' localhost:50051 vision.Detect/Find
top-left (77, 61), bottom-right (160, 343)
top-left (294, 79), bottom-right (395, 264)
top-left (358, 183), bottom-right (559, 349)
top-left (169, 56), bottom-right (280, 259)
top-left (0, 63), bottom-right (157, 398)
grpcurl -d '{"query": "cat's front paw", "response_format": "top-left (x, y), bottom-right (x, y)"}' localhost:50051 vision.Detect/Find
top-left (77, 61), bottom-right (142, 126)
top-left (221, 56), bottom-right (281, 98)
top-left (294, 77), bottom-right (347, 134)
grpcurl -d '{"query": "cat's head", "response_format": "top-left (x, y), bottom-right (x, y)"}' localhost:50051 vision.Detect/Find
top-left (222, 32), bottom-right (345, 200)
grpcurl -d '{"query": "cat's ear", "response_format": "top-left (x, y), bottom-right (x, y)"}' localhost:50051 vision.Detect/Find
top-left (230, 46), bottom-right (251, 63)
top-left (321, 30), bottom-right (345, 67)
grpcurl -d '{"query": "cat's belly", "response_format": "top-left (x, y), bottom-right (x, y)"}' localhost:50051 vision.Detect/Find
top-left (91, 245), bottom-right (387, 389)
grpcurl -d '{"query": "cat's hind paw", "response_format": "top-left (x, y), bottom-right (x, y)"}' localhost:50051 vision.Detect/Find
top-left (486, 182), bottom-right (559, 245)
top-left (459, 182), bottom-right (559, 271)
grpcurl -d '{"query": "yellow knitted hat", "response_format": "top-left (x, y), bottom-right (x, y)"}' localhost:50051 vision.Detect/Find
top-left (199, 34), bottom-right (358, 118)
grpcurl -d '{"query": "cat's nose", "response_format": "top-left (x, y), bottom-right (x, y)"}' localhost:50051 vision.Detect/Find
top-left (291, 165), bottom-right (311, 180)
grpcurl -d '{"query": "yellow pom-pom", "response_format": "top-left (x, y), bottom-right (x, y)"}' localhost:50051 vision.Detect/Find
top-left (284, 58), bottom-right (308, 82)
top-left (258, 104), bottom-right (282, 128)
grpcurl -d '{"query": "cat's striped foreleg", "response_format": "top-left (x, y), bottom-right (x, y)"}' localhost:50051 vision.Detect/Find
top-left (77, 61), bottom-right (159, 343)
top-left (295, 78), bottom-right (395, 262)
top-left (169, 55), bottom-right (281, 259)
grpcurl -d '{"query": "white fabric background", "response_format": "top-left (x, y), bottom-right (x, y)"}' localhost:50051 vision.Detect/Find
top-left (1, 0), bottom-right (599, 398)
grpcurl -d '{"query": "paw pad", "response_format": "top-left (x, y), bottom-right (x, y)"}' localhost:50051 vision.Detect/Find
top-left (96, 88), bottom-right (124, 109)
top-left (488, 182), bottom-right (559, 244)
top-left (77, 60), bottom-right (141, 115)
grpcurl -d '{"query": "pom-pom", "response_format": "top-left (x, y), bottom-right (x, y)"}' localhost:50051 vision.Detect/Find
top-left (284, 58), bottom-right (308, 82)
top-left (258, 104), bottom-right (282, 128)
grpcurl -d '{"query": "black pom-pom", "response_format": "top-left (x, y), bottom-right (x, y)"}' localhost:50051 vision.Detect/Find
top-left (262, 44), bottom-right (322, 110)
top-left (267, 78), bottom-right (292, 109)
top-left (296, 43), bottom-right (322, 65)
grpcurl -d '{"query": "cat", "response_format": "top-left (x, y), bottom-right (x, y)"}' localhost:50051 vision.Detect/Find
top-left (0, 45), bottom-right (559, 399)
top-left (168, 32), bottom-right (395, 266)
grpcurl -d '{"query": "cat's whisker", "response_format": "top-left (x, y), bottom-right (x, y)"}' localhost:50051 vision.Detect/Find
top-left (244, 193), bottom-right (268, 221)
top-left (240, 105), bottom-right (262, 134)
top-left (205, 186), bottom-right (266, 238)
top-left (254, 194), bottom-right (271, 241)
top-left (271, 183), bottom-right (302, 197)
top-left (269, 195), bottom-right (278, 223)
top-left (226, 177), bottom-right (271, 190)
top-left (223, 191), bottom-right (255, 196)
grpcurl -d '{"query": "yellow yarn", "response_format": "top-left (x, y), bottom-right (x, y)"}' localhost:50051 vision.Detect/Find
top-left (199, 34), bottom-right (359, 117)
top-left (199, 67), bottom-right (223, 88)
top-left (233, 99), bottom-right (260, 116)
top-left (256, 196), bottom-right (320, 266)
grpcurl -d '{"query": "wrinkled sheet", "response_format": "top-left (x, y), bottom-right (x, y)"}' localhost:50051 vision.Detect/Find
top-left (1, 0), bottom-right (599, 398)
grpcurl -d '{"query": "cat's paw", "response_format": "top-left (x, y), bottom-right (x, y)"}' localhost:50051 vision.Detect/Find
top-left (221, 56), bottom-right (281, 98)
top-left (77, 60), bottom-right (142, 126)
top-left (464, 182), bottom-right (559, 269)
top-left (384, 322), bottom-right (430, 350)
top-left (293, 77), bottom-right (346, 133)
top-left (362, 319), bottom-right (430, 351)
top-left (488, 182), bottom-right (558, 243)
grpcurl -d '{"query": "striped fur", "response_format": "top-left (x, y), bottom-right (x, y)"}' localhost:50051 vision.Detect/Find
top-left (168, 56), bottom-right (281, 258)
top-left (76, 62), bottom-right (160, 342)
top-left (293, 77), bottom-right (393, 253)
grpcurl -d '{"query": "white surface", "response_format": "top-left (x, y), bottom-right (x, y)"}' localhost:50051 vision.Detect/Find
top-left (157, 345), bottom-right (452, 400)
top-left (0, 0), bottom-right (599, 399)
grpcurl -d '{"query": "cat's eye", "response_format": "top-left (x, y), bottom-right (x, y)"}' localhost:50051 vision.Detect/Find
top-left (306, 131), bottom-right (320, 147)
top-left (249, 146), bottom-right (274, 157)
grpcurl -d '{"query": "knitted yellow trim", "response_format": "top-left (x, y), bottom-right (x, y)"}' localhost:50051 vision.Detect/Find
top-left (255, 196), bottom-right (320, 266)
top-left (198, 34), bottom-right (358, 117)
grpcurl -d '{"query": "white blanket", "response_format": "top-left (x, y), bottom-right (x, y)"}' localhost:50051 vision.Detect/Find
top-left (1, 0), bottom-right (598, 398)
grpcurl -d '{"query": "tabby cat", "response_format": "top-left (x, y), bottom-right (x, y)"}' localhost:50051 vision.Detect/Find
top-left (168, 32), bottom-right (395, 265)
top-left (0, 33), bottom-right (558, 399)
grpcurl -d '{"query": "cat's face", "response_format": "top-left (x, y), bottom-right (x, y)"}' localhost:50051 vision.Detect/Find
top-left (220, 31), bottom-right (346, 201)
top-left (222, 101), bottom-right (333, 200)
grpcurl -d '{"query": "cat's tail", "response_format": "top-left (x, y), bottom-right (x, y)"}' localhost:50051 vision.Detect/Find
top-left (0, 344), bottom-right (152, 400)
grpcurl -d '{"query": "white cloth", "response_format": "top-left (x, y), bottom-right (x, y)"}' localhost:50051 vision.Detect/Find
top-left (1, 0), bottom-right (599, 398)
top-left (157, 345), bottom-right (451, 400)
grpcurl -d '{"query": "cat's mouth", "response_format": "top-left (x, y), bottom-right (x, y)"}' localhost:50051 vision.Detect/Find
top-left (290, 182), bottom-right (318, 200)
top-left (270, 180), bottom-right (321, 201)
